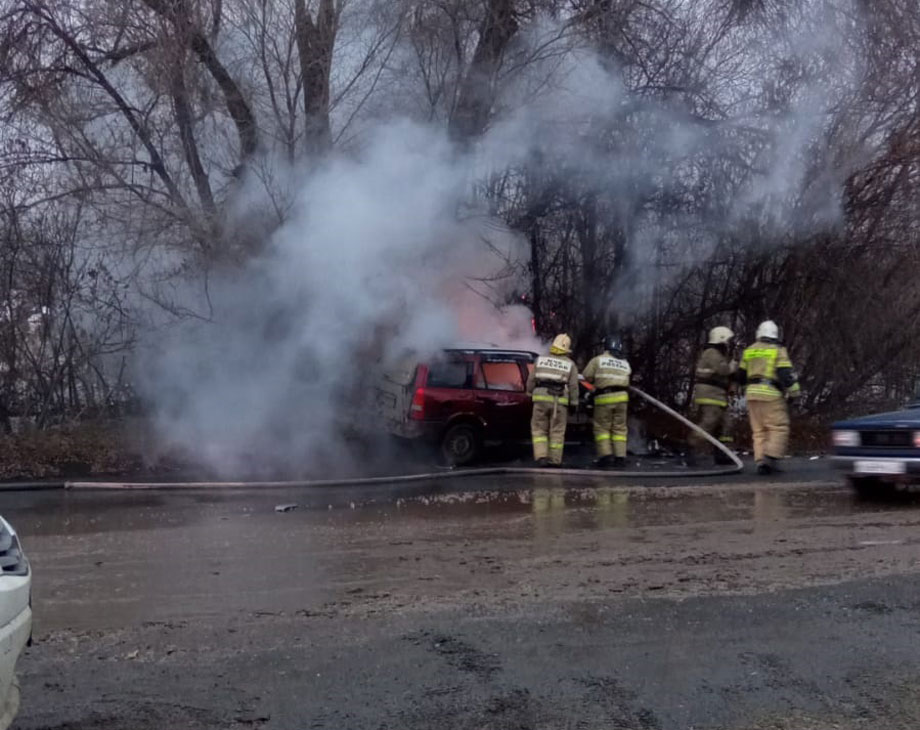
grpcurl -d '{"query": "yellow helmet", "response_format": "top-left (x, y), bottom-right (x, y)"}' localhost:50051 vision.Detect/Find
top-left (708, 326), bottom-right (734, 345)
top-left (550, 333), bottom-right (572, 355)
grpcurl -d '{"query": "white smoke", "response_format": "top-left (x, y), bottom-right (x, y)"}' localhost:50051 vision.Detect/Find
top-left (138, 120), bottom-right (541, 476)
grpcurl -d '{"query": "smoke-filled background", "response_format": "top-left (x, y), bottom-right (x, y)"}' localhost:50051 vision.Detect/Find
top-left (1, 0), bottom-right (917, 473)
top-left (137, 122), bottom-right (546, 474)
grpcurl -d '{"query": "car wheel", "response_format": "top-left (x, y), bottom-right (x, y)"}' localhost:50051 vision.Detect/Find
top-left (441, 424), bottom-right (482, 466)
top-left (848, 476), bottom-right (884, 500)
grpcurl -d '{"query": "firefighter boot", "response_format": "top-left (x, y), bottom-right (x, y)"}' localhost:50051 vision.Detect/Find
top-left (611, 457), bottom-right (627, 469)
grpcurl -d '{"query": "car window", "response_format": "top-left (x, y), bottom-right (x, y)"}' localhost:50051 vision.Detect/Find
top-left (427, 359), bottom-right (471, 388)
top-left (481, 361), bottom-right (525, 392)
top-left (472, 363), bottom-right (487, 389)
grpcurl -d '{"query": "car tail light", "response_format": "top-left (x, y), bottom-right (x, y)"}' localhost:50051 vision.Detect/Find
top-left (914, 432), bottom-right (920, 449)
top-left (410, 387), bottom-right (426, 420)
top-left (0, 522), bottom-right (28, 577)
top-left (409, 365), bottom-right (429, 421)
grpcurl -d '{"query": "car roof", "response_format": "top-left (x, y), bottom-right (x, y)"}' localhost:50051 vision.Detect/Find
top-left (445, 340), bottom-right (507, 350)
top-left (833, 405), bottom-right (920, 429)
top-left (443, 347), bottom-right (538, 358)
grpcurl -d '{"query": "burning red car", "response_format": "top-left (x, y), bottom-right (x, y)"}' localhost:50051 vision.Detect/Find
top-left (374, 346), bottom-right (592, 464)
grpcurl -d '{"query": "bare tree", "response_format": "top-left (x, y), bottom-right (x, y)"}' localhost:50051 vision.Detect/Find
top-left (4, 0), bottom-right (920, 432)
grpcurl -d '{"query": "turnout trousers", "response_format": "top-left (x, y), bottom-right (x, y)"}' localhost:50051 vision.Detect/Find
top-left (747, 398), bottom-right (790, 463)
top-left (688, 403), bottom-right (733, 454)
top-left (531, 398), bottom-right (568, 465)
top-left (593, 402), bottom-right (628, 458)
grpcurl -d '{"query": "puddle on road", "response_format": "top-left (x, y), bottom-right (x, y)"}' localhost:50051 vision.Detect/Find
top-left (3, 478), bottom-right (911, 542)
top-left (12, 481), bottom-right (918, 633)
top-left (0, 490), bottom-right (211, 537)
top-left (329, 483), bottom-right (901, 534)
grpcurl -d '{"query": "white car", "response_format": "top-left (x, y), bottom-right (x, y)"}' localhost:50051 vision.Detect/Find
top-left (0, 517), bottom-right (31, 730)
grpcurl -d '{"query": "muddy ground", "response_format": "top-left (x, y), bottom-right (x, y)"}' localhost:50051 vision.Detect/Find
top-left (7, 464), bottom-right (920, 729)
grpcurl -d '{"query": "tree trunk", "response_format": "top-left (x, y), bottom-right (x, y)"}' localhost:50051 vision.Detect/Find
top-left (171, 66), bottom-right (217, 221)
top-left (294, 0), bottom-right (337, 156)
top-left (449, 0), bottom-right (518, 143)
top-left (141, 0), bottom-right (259, 161)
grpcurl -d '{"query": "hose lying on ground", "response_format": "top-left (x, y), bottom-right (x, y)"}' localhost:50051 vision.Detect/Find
top-left (66, 386), bottom-right (743, 489)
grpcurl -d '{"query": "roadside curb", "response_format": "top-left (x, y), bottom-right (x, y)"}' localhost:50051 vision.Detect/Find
top-left (0, 481), bottom-right (66, 492)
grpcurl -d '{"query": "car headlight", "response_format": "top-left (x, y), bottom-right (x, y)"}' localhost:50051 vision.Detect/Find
top-left (0, 524), bottom-right (28, 577)
top-left (832, 430), bottom-right (860, 448)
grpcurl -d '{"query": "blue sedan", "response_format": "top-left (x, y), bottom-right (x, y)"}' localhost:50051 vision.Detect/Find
top-left (832, 403), bottom-right (920, 493)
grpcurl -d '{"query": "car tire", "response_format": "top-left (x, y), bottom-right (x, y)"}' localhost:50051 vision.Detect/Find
top-left (848, 476), bottom-right (885, 500)
top-left (440, 423), bottom-right (482, 466)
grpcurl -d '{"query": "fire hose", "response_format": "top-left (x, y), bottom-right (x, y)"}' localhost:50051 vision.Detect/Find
top-left (66, 387), bottom-right (742, 490)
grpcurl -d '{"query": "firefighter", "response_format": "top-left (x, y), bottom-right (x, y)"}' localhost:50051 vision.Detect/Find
top-left (526, 334), bottom-right (580, 467)
top-left (583, 333), bottom-right (632, 469)
top-left (687, 326), bottom-right (737, 465)
top-left (738, 320), bottom-right (801, 475)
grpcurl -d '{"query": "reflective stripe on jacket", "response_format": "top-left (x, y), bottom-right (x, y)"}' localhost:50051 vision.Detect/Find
top-left (693, 346), bottom-right (733, 407)
top-left (526, 354), bottom-right (579, 405)
top-left (583, 352), bottom-right (631, 404)
top-left (740, 341), bottom-right (800, 401)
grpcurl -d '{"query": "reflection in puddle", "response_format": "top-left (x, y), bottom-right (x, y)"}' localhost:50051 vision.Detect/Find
top-left (531, 487), bottom-right (567, 539)
top-left (594, 488), bottom-right (631, 530)
top-left (370, 484), bottom-right (881, 535)
top-left (2, 480), bottom-right (895, 546)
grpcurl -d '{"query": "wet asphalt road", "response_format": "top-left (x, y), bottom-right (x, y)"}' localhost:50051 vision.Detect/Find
top-left (7, 459), bottom-right (920, 729)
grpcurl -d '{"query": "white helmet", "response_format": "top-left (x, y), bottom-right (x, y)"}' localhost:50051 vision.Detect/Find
top-left (756, 320), bottom-right (779, 341)
top-left (708, 326), bottom-right (734, 345)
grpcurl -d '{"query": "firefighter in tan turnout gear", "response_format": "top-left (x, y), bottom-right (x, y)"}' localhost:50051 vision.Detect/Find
top-left (526, 334), bottom-right (580, 467)
top-left (738, 320), bottom-right (801, 475)
top-left (583, 334), bottom-right (631, 469)
top-left (687, 326), bottom-right (737, 465)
